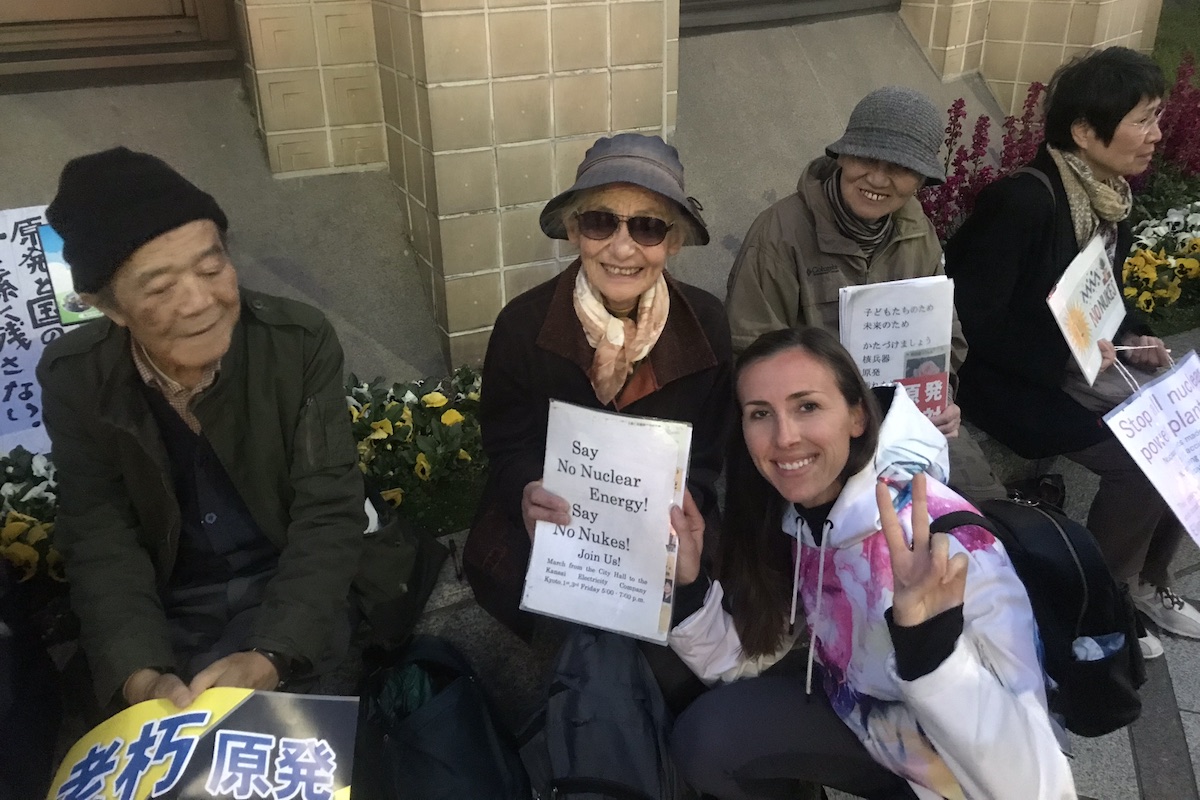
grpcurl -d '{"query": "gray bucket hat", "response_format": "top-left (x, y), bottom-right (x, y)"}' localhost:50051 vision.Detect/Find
top-left (825, 86), bottom-right (946, 185)
top-left (539, 133), bottom-right (709, 245)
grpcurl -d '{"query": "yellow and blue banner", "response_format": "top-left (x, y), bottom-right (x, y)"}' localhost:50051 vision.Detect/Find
top-left (47, 689), bottom-right (358, 800)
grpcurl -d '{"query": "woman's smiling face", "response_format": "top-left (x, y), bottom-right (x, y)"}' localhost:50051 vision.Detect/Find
top-left (567, 183), bottom-right (681, 314)
top-left (836, 155), bottom-right (924, 222)
top-left (738, 346), bottom-right (867, 508)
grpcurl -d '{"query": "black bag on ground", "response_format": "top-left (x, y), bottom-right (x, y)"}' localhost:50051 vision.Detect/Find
top-left (352, 486), bottom-right (448, 648)
top-left (353, 635), bottom-right (530, 800)
top-left (519, 627), bottom-right (680, 800)
top-left (931, 497), bottom-right (1145, 737)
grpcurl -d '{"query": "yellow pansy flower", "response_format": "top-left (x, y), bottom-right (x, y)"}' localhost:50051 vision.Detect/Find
top-left (422, 391), bottom-right (449, 408)
top-left (467, 391), bottom-right (481, 402)
top-left (368, 419), bottom-right (393, 439)
top-left (441, 409), bottom-right (465, 426)
top-left (349, 403), bottom-right (363, 423)
top-left (381, 487), bottom-right (405, 507)
top-left (1, 541), bottom-right (40, 582)
top-left (415, 452), bottom-right (432, 481)
top-left (46, 548), bottom-right (66, 582)
top-left (1136, 292), bottom-right (1155, 313)
top-left (23, 523), bottom-right (48, 546)
top-left (1177, 257), bottom-right (1200, 279)
top-left (1123, 286), bottom-right (1138, 299)
top-left (1137, 262), bottom-right (1159, 283)
top-left (457, 449), bottom-right (472, 462)
top-left (400, 406), bottom-right (414, 442)
top-left (1, 516), bottom-right (31, 545)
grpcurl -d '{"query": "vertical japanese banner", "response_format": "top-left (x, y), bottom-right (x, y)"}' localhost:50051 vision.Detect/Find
top-left (1103, 351), bottom-right (1200, 541)
top-left (47, 688), bottom-right (358, 800)
top-left (0, 207), bottom-right (87, 454)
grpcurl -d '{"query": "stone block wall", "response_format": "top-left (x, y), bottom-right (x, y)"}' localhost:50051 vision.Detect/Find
top-left (233, 0), bottom-right (388, 173)
top-left (371, 0), bottom-right (678, 366)
top-left (900, 0), bottom-right (1163, 115)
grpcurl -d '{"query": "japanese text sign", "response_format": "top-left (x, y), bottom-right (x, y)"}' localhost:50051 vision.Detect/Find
top-left (0, 206), bottom-right (101, 455)
top-left (48, 688), bottom-right (358, 800)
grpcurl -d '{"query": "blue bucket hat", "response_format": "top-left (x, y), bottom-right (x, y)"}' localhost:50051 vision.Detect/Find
top-left (539, 133), bottom-right (709, 245)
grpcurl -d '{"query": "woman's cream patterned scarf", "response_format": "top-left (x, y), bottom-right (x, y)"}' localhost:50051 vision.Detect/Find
top-left (572, 266), bottom-right (670, 405)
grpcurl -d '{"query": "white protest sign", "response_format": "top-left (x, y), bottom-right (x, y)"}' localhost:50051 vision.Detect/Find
top-left (0, 207), bottom-right (57, 455)
top-left (521, 400), bottom-right (690, 643)
top-left (1048, 234), bottom-right (1126, 385)
top-left (839, 276), bottom-right (955, 419)
top-left (1104, 351), bottom-right (1200, 541)
top-left (0, 207), bottom-right (103, 456)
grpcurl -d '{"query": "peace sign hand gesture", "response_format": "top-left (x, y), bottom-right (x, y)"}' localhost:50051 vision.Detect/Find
top-left (877, 473), bottom-right (969, 628)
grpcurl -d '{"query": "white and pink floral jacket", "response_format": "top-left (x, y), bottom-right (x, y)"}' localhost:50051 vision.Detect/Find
top-left (669, 387), bottom-right (1076, 800)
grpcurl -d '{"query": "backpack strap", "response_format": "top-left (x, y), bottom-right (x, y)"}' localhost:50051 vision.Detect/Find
top-left (929, 510), bottom-right (999, 537)
top-left (1011, 166), bottom-right (1055, 213)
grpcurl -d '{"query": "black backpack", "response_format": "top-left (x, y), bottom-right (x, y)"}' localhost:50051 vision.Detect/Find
top-left (930, 497), bottom-right (1146, 737)
top-left (519, 627), bottom-right (680, 800)
top-left (353, 635), bottom-right (531, 800)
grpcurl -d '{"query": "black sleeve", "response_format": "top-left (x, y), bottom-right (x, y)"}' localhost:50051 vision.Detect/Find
top-left (671, 569), bottom-right (711, 629)
top-left (945, 176), bottom-right (1064, 388)
top-left (479, 307), bottom-right (551, 529)
top-left (886, 604), bottom-right (965, 681)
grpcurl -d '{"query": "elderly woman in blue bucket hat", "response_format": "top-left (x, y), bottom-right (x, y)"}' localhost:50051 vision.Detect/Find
top-left (463, 134), bottom-right (733, 684)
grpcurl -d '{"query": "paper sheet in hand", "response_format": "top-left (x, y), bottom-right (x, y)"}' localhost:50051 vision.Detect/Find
top-left (520, 400), bottom-right (690, 643)
top-left (1048, 234), bottom-right (1126, 385)
top-left (839, 275), bottom-right (954, 418)
top-left (1103, 351), bottom-right (1200, 543)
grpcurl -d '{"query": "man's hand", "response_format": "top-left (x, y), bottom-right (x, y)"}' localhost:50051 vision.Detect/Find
top-left (123, 668), bottom-right (193, 708)
top-left (929, 402), bottom-right (962, 438)
top-left (522, 480), bottom-right (570, 541)
top-left (187, 651), bottom-right (280, 697)
top-left (1120, 333), bottom-right (1172, 370)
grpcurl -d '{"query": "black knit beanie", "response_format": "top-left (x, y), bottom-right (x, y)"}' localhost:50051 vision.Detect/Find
top-left (46, 147), bottom-right (228, 293)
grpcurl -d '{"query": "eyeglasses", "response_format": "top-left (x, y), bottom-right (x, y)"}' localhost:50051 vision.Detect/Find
top-left (573, 210), bottom-right (673, 247)
top-left (1127, 105), bottom-right (1165, 133)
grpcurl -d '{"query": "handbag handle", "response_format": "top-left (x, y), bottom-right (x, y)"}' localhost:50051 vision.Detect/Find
top-left (550, 777), bottom-right (656, 800)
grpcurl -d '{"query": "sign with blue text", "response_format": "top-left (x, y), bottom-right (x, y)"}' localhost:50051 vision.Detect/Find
top-left (1104, 350), bottom-right (1200, 542)
top-left (47, 689), bottom-right (358, 800)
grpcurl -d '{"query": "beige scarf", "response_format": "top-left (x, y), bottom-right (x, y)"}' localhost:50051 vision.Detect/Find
top-left (572, 267), bottom-right (670, 406)
top-left (1048, 145), bottom-right (1133, 258)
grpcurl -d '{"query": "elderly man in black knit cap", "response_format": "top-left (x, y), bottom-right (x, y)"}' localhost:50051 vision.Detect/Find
top-left (725, 85), bottom-right (1007, 504)
top-left (36, 148), bottom-right (367, 711)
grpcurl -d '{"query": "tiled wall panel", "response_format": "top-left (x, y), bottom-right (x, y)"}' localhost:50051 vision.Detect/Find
top-left (897, 0), bottom-right (1162, 115)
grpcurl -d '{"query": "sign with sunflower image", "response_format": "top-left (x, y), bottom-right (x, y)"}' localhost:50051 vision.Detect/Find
top-left (1048, 234), bottom-right (1127, 385)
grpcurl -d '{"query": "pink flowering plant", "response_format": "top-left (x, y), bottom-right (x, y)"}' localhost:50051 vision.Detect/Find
top-left (1131, 51), bottom-right (1200, 226)
top-left (919, 83), bottom-right (1046, 242)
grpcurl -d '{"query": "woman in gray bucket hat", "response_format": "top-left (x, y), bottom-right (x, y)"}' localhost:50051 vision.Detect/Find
top-left (464, 133), bottom-right (733, 665)
top-left (725, 85), bottom-right (1007, 506)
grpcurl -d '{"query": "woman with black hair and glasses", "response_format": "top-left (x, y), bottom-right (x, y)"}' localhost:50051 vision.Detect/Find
top-left (463, 134), bottom-right (733, 666)
top-left (945, 47), bottom-right (1195, 660)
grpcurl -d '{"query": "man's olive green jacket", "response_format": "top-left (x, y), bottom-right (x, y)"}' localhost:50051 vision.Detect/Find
top-left (37, 289), bottom-right (366, 704)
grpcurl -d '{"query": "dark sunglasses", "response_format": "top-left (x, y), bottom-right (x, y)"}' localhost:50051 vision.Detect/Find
top-left (573, 210), bottom-right (673, 247)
